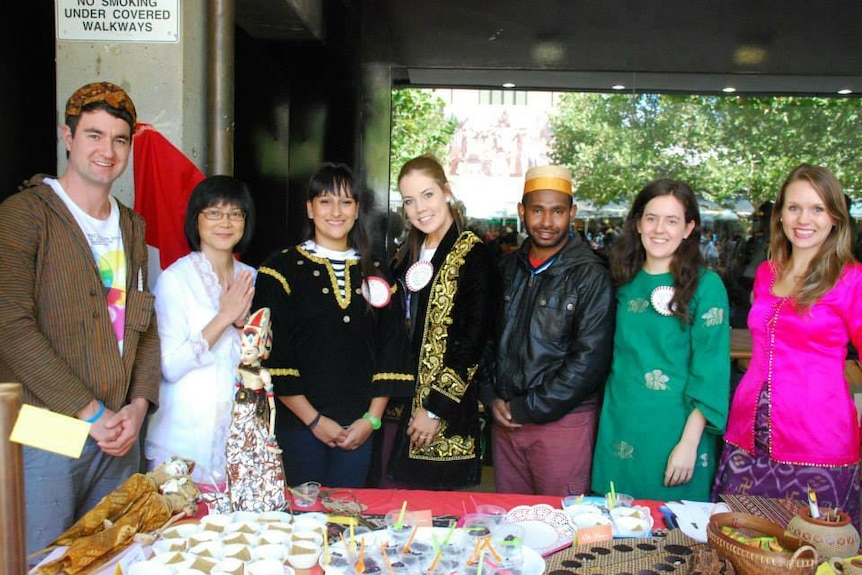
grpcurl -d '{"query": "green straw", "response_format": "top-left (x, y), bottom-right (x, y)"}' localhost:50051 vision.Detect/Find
top-left (431, 532), bottom-right (441, 554)
top-left (396, 500), bottom-right (408, 529)
top-left (609, 481), bottom-right (616, 509)
top-left (443, 520), bottom-right (457, 545)
top-left (289, 487), bottom-right (315, 503)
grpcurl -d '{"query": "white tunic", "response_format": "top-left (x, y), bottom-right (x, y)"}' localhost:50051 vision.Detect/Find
top-left (145, 251), bottom-right (256, 483)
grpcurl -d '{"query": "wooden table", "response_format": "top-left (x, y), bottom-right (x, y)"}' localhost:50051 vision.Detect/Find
top-left (730, 328), bottom-right (752, 360)
top-left (729, 328), bottom-right (862, 392)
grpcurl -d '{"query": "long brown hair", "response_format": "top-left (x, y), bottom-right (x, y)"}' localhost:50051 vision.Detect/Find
top-left (391, 154), bottom-right (464, 269)
top-left (609, 179), bottom-right (704, 325)
top-left (769, 163), bottom-right (855, 309)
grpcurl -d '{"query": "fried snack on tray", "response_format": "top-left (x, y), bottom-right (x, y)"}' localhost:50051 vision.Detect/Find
top-left (720, 525), bottom-right (787, 552)
top-left (34, 457), bottom-right (200, 575)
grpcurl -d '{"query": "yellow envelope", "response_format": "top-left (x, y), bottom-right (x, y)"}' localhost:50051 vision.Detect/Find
top-left (9, 404), bottom-right (89, 458)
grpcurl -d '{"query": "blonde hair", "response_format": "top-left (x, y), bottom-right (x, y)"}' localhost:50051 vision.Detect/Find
top-left (393, 154), bottom-right (464, 268)
top-left (769, 163), bottom-right (855, 309)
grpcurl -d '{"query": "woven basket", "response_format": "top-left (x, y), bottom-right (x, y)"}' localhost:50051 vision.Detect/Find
top-left (707, 512), bottom-right (818, 575)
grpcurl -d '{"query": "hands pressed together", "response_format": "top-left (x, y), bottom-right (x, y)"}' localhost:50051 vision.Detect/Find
top-left (87, 397), bottom-right (149, 457)
top-left (310, 414), bottom-right (375, 451)
top-left (222, 270), bottom-right (255, 328)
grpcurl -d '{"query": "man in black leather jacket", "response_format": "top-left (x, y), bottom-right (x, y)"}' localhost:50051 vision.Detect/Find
top-left (480, 165), bottom-right (615, 496)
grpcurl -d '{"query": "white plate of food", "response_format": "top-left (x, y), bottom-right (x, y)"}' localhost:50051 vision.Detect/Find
top-left (320, 526), bottom-right (546, 575)
top-left (504, 504), bottom-right (576, 557)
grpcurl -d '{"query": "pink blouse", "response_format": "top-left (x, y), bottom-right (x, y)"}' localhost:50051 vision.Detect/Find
top-left (725, 261), bottom-right (862, 466)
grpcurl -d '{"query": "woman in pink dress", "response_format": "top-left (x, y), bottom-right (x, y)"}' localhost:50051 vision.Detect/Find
top-left (713, 164), bottom-right (862, 527)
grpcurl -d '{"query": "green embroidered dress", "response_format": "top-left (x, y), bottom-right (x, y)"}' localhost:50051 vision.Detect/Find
top-left (592, 268), bottom-right (730, 501)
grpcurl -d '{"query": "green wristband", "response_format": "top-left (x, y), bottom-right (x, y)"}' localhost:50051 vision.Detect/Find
top-left (362, 412), bottom-right (382, 430)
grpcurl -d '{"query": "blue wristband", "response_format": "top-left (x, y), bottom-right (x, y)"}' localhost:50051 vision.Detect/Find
top-left (85, 401), bottom-right (105, 424)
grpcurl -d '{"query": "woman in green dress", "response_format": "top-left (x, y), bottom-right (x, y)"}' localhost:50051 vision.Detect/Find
top-left (592, 179), bottom-right (730, 501)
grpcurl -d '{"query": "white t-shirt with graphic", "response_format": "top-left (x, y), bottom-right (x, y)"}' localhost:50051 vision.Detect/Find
top-left (46, 178), bottom-right (127, 353)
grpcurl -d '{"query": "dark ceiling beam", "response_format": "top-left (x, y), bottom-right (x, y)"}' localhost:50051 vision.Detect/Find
top-left (236, 0), bottom-right (862, 94)
top-left (236, 0), bottom-right (323, 41)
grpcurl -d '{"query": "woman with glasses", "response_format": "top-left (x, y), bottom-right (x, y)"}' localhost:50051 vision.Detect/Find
top-left (145, 175), bottom-right (256, 485)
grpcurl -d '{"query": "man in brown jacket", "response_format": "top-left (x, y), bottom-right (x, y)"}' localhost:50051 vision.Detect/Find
top-left (0, 82), bottom-right (160, 557)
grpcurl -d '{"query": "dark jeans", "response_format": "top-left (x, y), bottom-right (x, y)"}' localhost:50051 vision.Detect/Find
top-left (277, 426), bottom-right (372, 488)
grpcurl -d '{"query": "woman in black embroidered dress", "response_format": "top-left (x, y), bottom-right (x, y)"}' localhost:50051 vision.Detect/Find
top-left (385, 154), bottom-right (500, 489)
top-left (252, 163), bottom-right (413, 488)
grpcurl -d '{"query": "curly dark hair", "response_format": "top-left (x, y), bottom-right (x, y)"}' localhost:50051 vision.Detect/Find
top-left (608, 178), bottom-right (704, 324)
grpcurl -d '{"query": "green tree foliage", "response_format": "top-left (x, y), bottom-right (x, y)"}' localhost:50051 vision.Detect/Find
top-left (549, 93), bottom-right (862, 206)
top-left (389, 89), bottom-right (459, 191)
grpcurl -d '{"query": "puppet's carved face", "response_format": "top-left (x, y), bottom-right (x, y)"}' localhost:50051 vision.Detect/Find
top-left (162, 457), bottom-right (190, 476)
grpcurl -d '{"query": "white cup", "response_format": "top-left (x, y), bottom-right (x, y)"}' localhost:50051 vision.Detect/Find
top-left (288, 542), bottom-right (323, 569)
top-left (152, 539), bottom-right (187, 555)
top-left (212, 557), bottom-right (245, 575)
top-left (128, 563), bottom-right (174, 575)
top-left (222, 543), bottom-right (254, 562)
top-left (188, 540), bottom-right (223, 560)
top-left (613, 515), bottom-right (653, 535)
top-left (255, 543), bottom-right (287, 562)
top-left (259, 530), bottom-right (290, 546)
top-left (571, 513), bottom-right (612, 528)
top-left (246, 559), bottom-right (285, 575)
top-left (201, 514), bottom-right (233, 533)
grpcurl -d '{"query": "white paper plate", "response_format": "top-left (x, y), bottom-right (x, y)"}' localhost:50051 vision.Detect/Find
top-left (505, 504), bottom-right (576, 556)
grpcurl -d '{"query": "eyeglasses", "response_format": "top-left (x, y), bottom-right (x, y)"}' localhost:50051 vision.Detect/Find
top-left (201, 208), bottom-right (246, 221)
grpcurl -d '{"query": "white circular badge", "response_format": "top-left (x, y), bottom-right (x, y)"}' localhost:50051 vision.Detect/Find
top-left (361, 276), bottom-right (392, 308)
top-left (650, 285), bottom-right (676, 316)
top-left (405, 261), bottom-right (434, 292)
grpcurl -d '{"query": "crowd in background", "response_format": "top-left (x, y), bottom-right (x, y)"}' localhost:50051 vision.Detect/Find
top-left (476, 208), bottom-right (862, 332)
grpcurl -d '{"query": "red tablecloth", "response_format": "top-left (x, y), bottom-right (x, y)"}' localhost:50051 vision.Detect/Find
top-left (278, 487), bottom-right (669, 530)
top-left (346, 488), bottom-right (561, 516)
top-left (198, 483), bottom-right (669, 530)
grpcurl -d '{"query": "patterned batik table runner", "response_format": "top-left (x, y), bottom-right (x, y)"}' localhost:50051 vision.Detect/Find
top-left (719, 494), bottom-right (803, 528)
top-left (544, 529), bottom-right (735, 575)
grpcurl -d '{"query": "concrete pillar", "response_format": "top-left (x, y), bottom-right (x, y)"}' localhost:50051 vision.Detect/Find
top-left (55, 0), bottom-right (209, 207)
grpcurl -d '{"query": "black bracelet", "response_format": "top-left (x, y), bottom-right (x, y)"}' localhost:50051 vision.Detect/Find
top-left (307, 412), bottom-right (322, 430)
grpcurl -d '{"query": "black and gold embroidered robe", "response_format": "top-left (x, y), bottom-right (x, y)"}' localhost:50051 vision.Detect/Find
top-left (387, 224), bottom-right (500, 488)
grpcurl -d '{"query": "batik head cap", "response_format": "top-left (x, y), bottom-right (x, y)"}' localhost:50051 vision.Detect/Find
top-left (523, 165), bottom-right (573, 196)
top-left (65, 81), bottom-right (137, 129)
top-left (242, 307), bottom-right (273, 360)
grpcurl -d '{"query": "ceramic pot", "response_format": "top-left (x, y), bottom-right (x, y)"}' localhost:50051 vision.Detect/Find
top-left (830, 556), bottom-right (862, 575)
top-left (786, 508), bottom-right (860, 558)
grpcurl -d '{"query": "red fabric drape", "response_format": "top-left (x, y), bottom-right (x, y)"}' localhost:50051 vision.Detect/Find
top-left (133, 123), bottom-right (205, 270)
